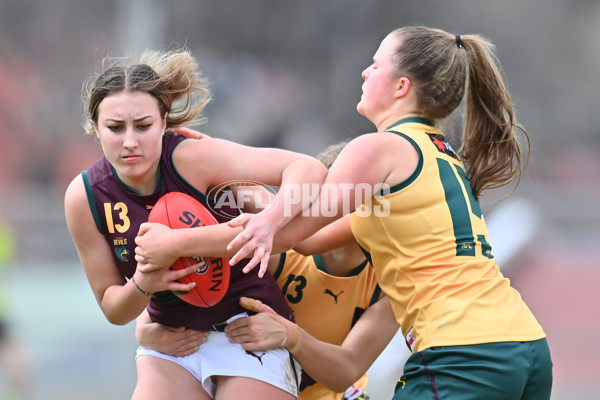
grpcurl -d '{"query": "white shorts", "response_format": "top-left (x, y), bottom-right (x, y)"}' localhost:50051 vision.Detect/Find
top-left (136, 314), bottom-right (301, 398)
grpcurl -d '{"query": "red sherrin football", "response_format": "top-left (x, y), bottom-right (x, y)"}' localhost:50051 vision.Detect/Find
top-left (148, 192), bottom-right (230, 307)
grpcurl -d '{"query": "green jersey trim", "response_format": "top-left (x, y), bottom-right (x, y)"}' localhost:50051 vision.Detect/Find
top-left (82, 170), bottom-right (104, 234)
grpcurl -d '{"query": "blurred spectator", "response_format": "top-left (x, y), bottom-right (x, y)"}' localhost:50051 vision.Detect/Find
top-left (0, 43), bottom-right (47, 188)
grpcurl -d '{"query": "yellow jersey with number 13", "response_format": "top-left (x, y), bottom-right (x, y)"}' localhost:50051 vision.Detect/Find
top-left (350, 117), bottom-right (545, 353)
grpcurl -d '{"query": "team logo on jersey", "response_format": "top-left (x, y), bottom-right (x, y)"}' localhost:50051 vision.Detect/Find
top-left (323, 288), bottom-right (344, 303)
top-left (343, 386), bottom-right (366, 400)
top-left (427, 133), bottom-right (458, 159)
top-left (405, 327), bottom-right (416, 351)
top-left (114, 245), bottom-right (129, 262)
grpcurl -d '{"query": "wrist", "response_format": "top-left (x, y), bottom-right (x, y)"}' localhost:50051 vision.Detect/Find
top-left (282, 320), bottom-right (300, 353)
top-left (131, 274), bottom-right (152, 296)
top-left (260, 203), bottom-right (289, 233)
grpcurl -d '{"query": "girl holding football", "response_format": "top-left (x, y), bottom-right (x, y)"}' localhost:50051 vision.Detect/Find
top-left (64, 48), bottom-right (327, 399)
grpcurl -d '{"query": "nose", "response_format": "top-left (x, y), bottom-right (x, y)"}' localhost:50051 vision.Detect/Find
top-left (123, 127), bottom-right (138, 149)
top-left (361, 67), bottom-right (368, 80)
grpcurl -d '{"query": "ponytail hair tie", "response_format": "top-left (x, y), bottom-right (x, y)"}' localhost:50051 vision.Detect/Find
top-left (455, 35), bottom-right (464, 49)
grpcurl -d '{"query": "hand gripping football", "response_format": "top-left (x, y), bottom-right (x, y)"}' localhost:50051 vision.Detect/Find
top-left (148, 192), bottom-right (230, 307)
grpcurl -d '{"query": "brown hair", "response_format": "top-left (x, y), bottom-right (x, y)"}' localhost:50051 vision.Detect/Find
top-left (316, 140), bottom-right (351, 169)
top-left (390, 26), bottom-right (529, 199)
top-left (82, 47), bottom-right (212, 135)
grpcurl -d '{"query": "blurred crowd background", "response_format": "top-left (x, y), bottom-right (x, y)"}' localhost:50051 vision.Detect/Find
top-left (0, 0), bottom-right (598, 399)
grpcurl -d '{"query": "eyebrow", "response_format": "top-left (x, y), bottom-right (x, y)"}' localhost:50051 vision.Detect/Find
top-left (105, 115), bottom-right (153, 123)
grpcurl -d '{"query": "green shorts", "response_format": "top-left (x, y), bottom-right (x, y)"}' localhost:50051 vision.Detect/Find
top-left (393, 339), bottom-right (552, 400)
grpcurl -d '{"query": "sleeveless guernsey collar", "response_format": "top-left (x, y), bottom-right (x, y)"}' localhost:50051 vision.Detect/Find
top-left (108, 162), bottom-right (164, 195)
top-left (386, 116), bottom-right (434, 131)
top-left (312, 254), bottom-right (369, 277)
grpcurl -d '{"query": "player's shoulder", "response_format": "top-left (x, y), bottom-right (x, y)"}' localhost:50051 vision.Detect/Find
top-left (64, 173), bottom-right (85, 205)
top-left (64, 173), bottom-right (98, 239)
top-left (175, 136), bottom-right (241, 153)
top-left (344, 132), bottom-right (412, 154)
top-left (173, 137), bottom-right (241, 169)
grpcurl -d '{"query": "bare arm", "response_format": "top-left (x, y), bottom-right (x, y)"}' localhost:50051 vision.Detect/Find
top-left (234, 132), bottom-right (419, 271)
top-left (292, 296), bottom-right (399, 391)
top-left (292, 214), bottom-right (356, 256)
top-left (135, 137), bottom-right (328, 276)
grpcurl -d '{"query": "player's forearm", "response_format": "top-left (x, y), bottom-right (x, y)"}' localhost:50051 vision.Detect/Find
top-left (272, 184), bottom-right (351, 253)
top-left (173, 223), bottom-right (244, 258)
top-left (100, 277), bottom-right (151, 325)
top-left (290, 296), bottom-right (400, 391)
top-left (272, 159), bottom-right (327, 230)
top-left (288, 328), bottom-right (365, 392)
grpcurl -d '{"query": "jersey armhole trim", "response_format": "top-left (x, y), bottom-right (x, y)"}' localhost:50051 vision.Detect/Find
top-left (313, 254), bottom-right (369, 277)
top-left (369, 284), bottom-right (382, 306)
top-left (312, 254), bottom-right (328, 273)
top-left (358, 244), bottom-right (372, 265)
top-left (82, 170), bottom-right (104, 234)
top-left (273, 252), bottom-right (287, 280)
top-left (345, 258), bottom-right (369, 277)
top-left (169, 139), bottom-right (210, 203)
top-left (384, 130), bottom-right (424, 194)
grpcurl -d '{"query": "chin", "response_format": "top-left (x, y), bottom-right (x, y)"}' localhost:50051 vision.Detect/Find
top-left (356, 103), bottom-right (367, 118)
top-left (356, 101), bottom-right (364, 115)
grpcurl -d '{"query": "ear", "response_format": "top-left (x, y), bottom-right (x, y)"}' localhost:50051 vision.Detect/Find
top-left (162, 112), bottom-right (168, 134)
top-left (394, 77), bottom-right (411, 98)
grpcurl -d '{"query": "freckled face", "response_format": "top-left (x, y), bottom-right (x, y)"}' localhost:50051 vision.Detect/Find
top-left (95, 90), bottom-right (166, 194)
top-left (357, 34), bottom-right (400, 123)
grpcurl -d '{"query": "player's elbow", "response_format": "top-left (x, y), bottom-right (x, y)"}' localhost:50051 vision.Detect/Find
top-left (103, 309), bottom-right (133, 326)
top-left (107, 316), bottom-right (131, 326)
top-left (322, 374), bottom-right (362, 393)
top-left (328, 382), bottom-right (352, 393)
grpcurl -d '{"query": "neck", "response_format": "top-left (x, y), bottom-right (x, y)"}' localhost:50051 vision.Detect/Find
top-left (374, 111), bottom-right (423, 132)
top-left (117, 166), bottom-right (159, 196)
top-left (319, 244), bottom-right (367, 277)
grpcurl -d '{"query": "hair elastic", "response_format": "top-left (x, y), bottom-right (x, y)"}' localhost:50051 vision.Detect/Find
top-left (455, 35), bottom-right (464, 49)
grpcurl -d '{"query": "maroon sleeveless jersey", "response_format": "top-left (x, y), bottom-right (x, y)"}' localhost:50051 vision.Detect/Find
top-left (82, 132), bottom-right (292, 329)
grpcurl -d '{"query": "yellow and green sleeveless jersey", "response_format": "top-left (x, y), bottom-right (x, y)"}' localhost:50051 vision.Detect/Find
top-left (350, 117), bottom-right (545, 353)
top-left (273, 250), bottom-right (379, 400)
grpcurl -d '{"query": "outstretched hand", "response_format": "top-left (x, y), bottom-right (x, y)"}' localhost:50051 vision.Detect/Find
top-left (227, 212), bottom-right (275, 278)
